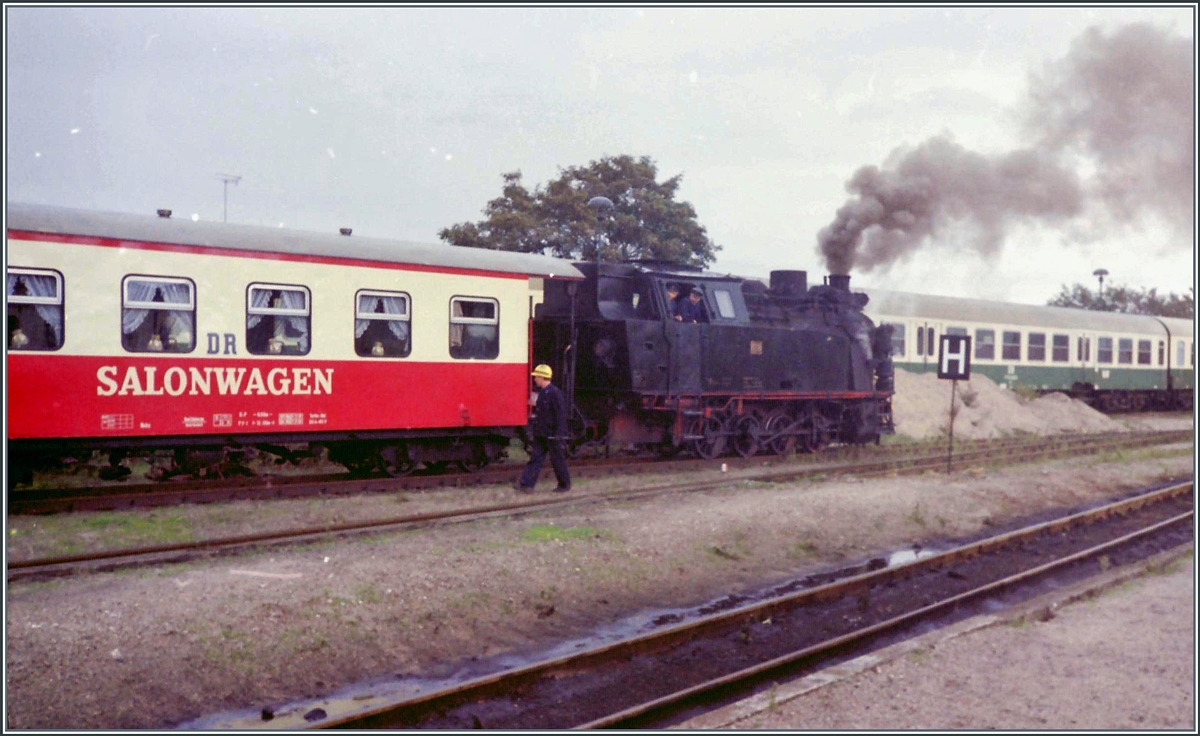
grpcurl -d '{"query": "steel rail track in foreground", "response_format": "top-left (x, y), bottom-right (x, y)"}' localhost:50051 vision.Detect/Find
top-left (9, 429), bottom-right (1189, 515)
top-left (6, 430), bottom-right (1191, 582)
top-left (285, 480), bottom-right (1192, 730)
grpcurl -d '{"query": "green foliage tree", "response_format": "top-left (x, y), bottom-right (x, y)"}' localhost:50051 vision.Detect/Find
top-left (439, 155), bottom-right (720, 267)
top-left (1048, 283), bottom-right (1194, 319)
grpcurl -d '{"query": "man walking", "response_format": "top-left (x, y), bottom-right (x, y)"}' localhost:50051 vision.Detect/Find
top-left (514, 364), bottom-right (571, 493)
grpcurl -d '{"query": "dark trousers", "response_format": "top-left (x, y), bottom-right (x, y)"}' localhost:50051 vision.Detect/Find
top-left (519, 436), bottom-right (570, 488)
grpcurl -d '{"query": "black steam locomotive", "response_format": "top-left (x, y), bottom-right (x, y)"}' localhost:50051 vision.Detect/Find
top-left (532, 261), bottom-right (895, 459)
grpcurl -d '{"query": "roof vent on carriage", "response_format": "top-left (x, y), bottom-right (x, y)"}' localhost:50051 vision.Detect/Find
top-left (156, 209), bottom-right (172, 218)
top-left (339, 227), bottom-right (352, 236)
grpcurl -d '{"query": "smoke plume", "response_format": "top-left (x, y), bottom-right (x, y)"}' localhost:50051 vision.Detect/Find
top-left (818, 23), bottom-right (1193, 275)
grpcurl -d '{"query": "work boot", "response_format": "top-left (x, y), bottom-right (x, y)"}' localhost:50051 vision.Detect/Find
top-left (512, 481), bottom-right (534, 493)
top-left (553, 485), bottom-right (571, 493)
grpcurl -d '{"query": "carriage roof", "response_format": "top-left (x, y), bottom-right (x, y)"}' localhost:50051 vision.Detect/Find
top-left (7, 202), bottom-right (583, 281)
top-left (862, 288), bottom-right (1193, 337)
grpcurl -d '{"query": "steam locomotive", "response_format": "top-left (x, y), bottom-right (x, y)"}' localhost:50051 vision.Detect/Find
top-left (533, 261), bottom-right (895, 459)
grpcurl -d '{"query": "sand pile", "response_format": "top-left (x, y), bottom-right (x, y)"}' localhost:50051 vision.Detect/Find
top-left (891, 369), bottom-right (1127, 440)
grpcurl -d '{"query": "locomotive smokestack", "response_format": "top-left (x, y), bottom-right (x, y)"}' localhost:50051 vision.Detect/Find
top-left (339, 228), bottom-right (352, 236)
top-left (829, 274), bottom-right (851, 292)
top-left (156, 209), bottom-right (172, 218)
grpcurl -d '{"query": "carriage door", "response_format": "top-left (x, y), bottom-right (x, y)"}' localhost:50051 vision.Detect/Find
top-left (1073, 332), bottom-right (1095, 387)
top-left (915, 322), bottom-right (937, 371)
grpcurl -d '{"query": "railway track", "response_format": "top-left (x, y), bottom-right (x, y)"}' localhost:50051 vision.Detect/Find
top-left (8, 429), bottom-right (1191, 515)
top-left (7, 429), bottom-right (1191, 582)
top-left (228, 479), bottom-right (1192, 730)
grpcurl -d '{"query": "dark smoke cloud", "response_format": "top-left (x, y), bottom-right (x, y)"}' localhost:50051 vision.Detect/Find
top-left (818, 23), bottom-right (1194, 275)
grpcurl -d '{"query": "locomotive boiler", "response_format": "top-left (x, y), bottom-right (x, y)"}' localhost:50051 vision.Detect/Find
top-left (532, 261), bottom-right (895, 459)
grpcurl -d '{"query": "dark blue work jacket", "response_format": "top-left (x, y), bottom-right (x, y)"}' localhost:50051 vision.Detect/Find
top-left (529, 382), bottom-right (568, 439)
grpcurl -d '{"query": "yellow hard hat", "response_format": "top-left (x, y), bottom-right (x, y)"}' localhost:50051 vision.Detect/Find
top-left (531, 364), bottom-right (553, 379)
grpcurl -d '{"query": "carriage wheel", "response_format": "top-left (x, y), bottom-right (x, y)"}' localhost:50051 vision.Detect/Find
top-left (731, 414), bottom-right (761, 458)
top-left (379, 444), bottom-right (417, 477)
top-left (762, 408), bottom-right (796, 456)
top-left (688, 415), bottom-right (727, 460)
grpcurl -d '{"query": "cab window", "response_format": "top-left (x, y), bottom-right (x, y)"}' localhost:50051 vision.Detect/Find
top-left (7, 267), bottom-right (64, 351)
top-left (122, 275), bottom-right (195, 353)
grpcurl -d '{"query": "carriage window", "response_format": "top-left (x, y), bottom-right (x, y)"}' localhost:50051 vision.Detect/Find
top-left (450, 297), bottom-right (499, 359)
top-left (122, 276), bottom-right (195, 353)
top-left (886, 323), bottom-right (905, 357)
top-left (974, 329), bottom-right (994, 360)
top-left (1078, 337), bottom-right (1090, 362)
top-left (1118, 338), bottom-right (1133, 364)
top-left (1098, 337), bottom-right (1113, 363)
top-left (1002, 331), bottom-right (1021, 361)
top-left (355, 290), bottom-right (411, 358)
top-left (916, 327), bottom-right (924, 356)
top-left (1158, 341), bottom-right (1165, 366)
top-left (946, 326), bottom-right (968, 336)
top-left (712, 289), bottom-right (737, 319)
top-left (1028, 333), bottom-right (1046, 361)
top-left (926, 328), bottom-right (935, 356)
top-left (1052, 334), bottom-right (1069, 362)
top-left (247, 284), bottom-right (310, 355)
top-left (7, 268), bottom-right (64, 351)
top-left (1178, 341), bottom-right (1186, 367)
top-left (1137, 339), bottom-right (1152, 365)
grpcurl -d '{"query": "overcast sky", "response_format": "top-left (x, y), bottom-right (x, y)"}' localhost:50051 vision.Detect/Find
top-left (5, 6), bottom-right (1195, 305)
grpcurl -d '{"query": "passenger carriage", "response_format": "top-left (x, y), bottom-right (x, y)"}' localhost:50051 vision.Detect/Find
top-left (863, 289), bottom-right (1194, 412)
top-left (6, 203), bottom-right (582, 483)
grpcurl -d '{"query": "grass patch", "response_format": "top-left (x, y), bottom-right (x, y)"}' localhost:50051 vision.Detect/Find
top-left (905, 503), bottom-right (927, 529)
top-left (520, 524), bottom-right (609, 543)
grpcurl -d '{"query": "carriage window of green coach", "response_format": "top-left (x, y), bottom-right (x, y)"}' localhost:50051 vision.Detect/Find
top-left (886, 323), bottom-right (905, 357)
top-left (121, 276), bottom-right (195, 353)
top-left (974, 329), bottom-right (994, 360)
top-left (1137, 340), bottom-right (1152, 365)
top-left (247, 284), bottom-right (311, 355)
top-left (1178, 341), bottom-right (1186, 368)
top-left (1002, 331), bottom-right (1021, 360)
top-left (355, 290), bottom-right (411, 358)
top-left (1118, 338), bottom-right (1133, 364)
top-left (6, 268), bottom-right (63, 351)
top-left (1052, 334), bottom-right (1069, 362)
top-left (1028, 333), bottom-right (1046, 361)
top-left (1098, 337), bottom-right (1113, 363)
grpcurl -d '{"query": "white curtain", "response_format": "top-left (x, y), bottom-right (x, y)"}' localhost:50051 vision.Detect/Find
top-left (245, 289), bottom-right (273, 329)
top-left (278, 289), bottom-right (309, 351)
top-left (121, 280), bottom-right (157, 335)
top-left (8, 273), bottom-right (63, 345)
top-left (355, 295), bottom-right (408, 341)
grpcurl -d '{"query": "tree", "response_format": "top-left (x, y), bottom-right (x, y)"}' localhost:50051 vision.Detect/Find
top-left (439, 155), bottom-right (720, 267)
top-left (1048, 283), bottom-right (1194, 319)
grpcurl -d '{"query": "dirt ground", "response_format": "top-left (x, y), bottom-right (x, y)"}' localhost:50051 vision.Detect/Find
top-left (684, 552), bottom-right (1194, 730)
top-left (4, 415), bottom-right (1195, 729)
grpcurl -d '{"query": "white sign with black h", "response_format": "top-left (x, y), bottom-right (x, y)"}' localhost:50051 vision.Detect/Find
top-left (937, 334), bottom-right (972, 380)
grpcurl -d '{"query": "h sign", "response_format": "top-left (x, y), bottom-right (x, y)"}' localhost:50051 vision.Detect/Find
top-left (938, 334), bottom-right (972, 380)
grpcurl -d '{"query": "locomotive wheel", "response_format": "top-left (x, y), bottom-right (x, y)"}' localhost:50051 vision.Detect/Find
top-left (762, 408), bottom-right (796, 456)
top-left (688, 415), bottom-right (727, 460)
top-left (731, 414), bottom-right (761, 458)
top-left (799, 409), bottom-right (831, 454)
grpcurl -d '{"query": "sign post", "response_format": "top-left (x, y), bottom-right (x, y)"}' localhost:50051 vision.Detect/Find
top-left (937, 334), bottom-right (972, 472)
